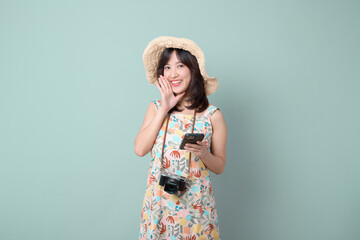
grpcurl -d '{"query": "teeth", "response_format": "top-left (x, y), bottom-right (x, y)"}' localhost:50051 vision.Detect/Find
top-left (172, 80), bottom-right (181, 84)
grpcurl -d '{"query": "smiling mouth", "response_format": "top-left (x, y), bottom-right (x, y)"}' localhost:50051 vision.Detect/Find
top-left (171, 80), bottom-right (182, 86)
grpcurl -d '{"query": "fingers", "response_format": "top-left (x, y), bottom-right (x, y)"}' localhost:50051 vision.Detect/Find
top-left (198, 141), bottom-right (209, 148)
top-left (184, 145), bottom-right (199, 154)
top-left (155, 80), bottom-right (164, 95)
top-left (184, 143), bottom-right (202, 150)
top-left (157, 77), bottom-right (163, 90)
top-left (184, 145), bottom-right (202, 158)
top-left (194, 141), bottom-right (208, 148)
top-left (158, 76), bottom-right (164, 91)
top-left (156, 76), bottom-right (170, 97)
top-left (185, 141), bottom-right (206, 147)
top-left (184, 141), bottom-right (208, 151)
top-left (159, 75), bottom-right (171, 93)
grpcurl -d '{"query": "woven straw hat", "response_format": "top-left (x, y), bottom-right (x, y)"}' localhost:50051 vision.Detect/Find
top-left (142, 36), bottom-right (218, 95)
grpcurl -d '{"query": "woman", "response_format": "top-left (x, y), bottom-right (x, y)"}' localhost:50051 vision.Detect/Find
top-left (135, 36), bottom-right (227, 240)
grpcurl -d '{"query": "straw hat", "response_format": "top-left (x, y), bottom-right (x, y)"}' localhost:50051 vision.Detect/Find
top-left (142, 36), bottom-right (218, 95)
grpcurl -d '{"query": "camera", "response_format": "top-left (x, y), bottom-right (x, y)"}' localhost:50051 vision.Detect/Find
top-left (159, 172), bottom-right (187, 195)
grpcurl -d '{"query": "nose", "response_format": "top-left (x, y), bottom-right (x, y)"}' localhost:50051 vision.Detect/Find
top-left (170, 68), bottom-right (179, 79)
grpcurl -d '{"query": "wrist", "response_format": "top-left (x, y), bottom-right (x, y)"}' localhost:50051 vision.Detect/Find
top-left (158, 107), bottom-right (170, 117)
top-left (201, 149), bottom-right (212, 160)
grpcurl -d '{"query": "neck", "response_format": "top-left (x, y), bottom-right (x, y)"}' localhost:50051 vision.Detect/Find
top-left (174, 93), bottom-right (192, 109)
top-left (177, 99), bottom-right (192, 109)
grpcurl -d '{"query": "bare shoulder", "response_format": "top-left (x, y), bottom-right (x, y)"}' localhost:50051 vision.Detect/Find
top-left (138, 101), bottom-right (156, 131)
top-left (210, 108), bottom-right (227, 132)
top-left (210, 108), bottom-right (226, 124)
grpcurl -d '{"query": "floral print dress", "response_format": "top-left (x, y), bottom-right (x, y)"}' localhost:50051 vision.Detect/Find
top-left (138, 100), bottom-right (221, 240)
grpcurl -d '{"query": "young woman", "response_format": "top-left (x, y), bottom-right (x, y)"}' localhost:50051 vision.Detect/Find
top-left (135, 36), bottom-right (227, 240)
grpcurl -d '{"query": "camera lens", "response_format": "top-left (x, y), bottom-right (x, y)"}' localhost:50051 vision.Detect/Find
top-left (165, 179), bottom-right (178, 194)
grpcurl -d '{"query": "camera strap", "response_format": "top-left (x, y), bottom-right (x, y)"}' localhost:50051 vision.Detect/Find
top-left (160, 109), bottom-right (197, 178)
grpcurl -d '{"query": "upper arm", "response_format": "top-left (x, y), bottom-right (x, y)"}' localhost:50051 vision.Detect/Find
top-left (138, 101), bottom-right (156, 132)
top-left (210, 109), bottom-right (227, 164)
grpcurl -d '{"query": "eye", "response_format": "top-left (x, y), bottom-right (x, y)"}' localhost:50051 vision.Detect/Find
top-left (178, 64), bottom-right (184, 68)
top-left (164, 66), bottom-right (170, 69)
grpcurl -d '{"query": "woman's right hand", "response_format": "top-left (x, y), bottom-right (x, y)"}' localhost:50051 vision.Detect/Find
top-left (155, 75), bottom-right (185, 112)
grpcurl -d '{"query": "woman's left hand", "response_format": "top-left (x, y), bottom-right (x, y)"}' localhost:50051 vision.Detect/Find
top-left (184, 140), bottom-right (209, 159)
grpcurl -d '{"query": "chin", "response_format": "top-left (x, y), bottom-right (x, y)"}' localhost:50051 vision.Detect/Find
top-left (172, 87), bottom-right (186, 94)
top-left (174, 90), bottom-right (186, 96)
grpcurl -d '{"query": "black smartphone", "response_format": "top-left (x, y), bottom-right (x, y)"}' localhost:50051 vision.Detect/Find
top-left (179, 133), bottom-right (205, 150)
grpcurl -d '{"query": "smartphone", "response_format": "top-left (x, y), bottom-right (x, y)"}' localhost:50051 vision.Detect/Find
top-left (179, 133), bottom-right (205, 150)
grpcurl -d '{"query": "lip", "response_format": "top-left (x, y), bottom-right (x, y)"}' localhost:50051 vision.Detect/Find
top-left (171, 79), bottom-right (182, 87)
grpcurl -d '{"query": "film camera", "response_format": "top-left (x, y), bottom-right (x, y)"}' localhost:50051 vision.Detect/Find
top-left (159, 172), bottom-right (187, 195)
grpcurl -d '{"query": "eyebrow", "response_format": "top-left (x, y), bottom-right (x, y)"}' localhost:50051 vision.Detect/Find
top-left (165, 62), bottom-right (182, 65)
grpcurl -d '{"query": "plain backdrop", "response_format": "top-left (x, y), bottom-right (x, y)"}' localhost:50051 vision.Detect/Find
top-left (0, 0), bottom-right (359, 239)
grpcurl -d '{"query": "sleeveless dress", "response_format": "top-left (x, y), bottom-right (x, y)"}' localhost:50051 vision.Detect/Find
top-left (138, 100), bottom-right (221, 240)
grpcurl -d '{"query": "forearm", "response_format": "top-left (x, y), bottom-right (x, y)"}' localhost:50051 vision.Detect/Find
top-left (200, 151), bottom-right (225, 175)
top-left (134, 108), bottom-right (168, 156)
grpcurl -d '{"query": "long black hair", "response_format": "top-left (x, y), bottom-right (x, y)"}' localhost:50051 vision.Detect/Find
top-left (156, 48), bottom-right (209, 114)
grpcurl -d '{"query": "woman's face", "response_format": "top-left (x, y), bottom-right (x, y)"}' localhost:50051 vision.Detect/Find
top-left (163, 51), bottom-right (191, 95)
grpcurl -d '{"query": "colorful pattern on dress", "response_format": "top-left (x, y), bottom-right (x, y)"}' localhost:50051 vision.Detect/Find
top-left (138, 100), bottom-right (221, 240)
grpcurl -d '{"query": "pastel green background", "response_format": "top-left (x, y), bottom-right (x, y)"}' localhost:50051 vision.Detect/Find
top-left (0, 0), bottom-right (359, 239)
